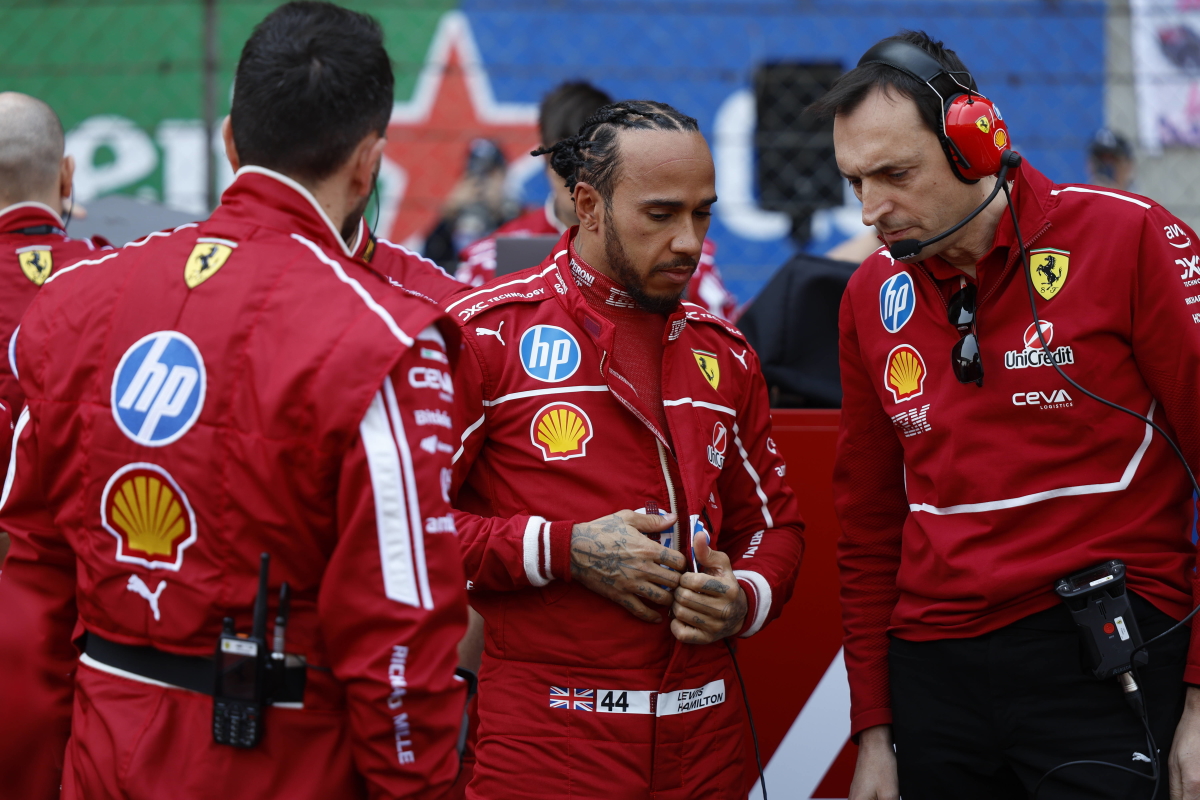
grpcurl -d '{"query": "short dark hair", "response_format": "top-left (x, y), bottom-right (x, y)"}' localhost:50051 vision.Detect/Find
top-left (532, 100), bottom-right (700, 206)
top-left (538, 81), bottom-right (613, 148)
top-left (809, 30), bottom-right (976, 139)
top-left (231, 2), bottom-right (394, 182)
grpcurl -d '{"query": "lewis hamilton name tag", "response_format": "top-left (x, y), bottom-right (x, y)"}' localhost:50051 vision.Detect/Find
top-left (592, 679), bottom-right (726, 716)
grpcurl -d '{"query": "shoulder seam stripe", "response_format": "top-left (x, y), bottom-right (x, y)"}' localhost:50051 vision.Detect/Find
top-left (291, 234), bottom-right (414, 347)
top-left (664, 397), bottom-right (737, 415)
top-left (445, 264), bottom-right (558, 313)
top-left (1049, 186), bottom-right (1151, 209)
top-left (43, 249), bottom-right (122, 284)
top-left (376, 237), bottom-right (459, 282)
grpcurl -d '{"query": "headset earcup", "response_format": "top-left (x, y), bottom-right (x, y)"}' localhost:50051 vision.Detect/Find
top-left (944, 93), bottom-right (1010, 181)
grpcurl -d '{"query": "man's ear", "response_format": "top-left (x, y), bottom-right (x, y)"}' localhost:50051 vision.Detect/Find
top-left (350, 134), bottom-right (387, 199)
top-left (574, 182), bottom-right (602, 233)
top-left (59, 155), bottom-right (74, 208)
top-left (222, 117), bottom-right (240, 173)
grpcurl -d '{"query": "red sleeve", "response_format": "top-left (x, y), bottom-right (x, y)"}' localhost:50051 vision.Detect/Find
top-left (320, 326), bottom-right (469, 799)
top-left (831, 286), bottom-right (909, 737)
top-left (449, 335), bottom-right (575, 591)
top-left (719, 344), bottom-right (805, 637)
top-left (1128, 207), bottom-right (1200, 683)
top-left (0, 407), bottom-right (79, 800)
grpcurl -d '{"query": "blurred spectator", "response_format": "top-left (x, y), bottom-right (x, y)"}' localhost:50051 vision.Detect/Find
top-left (1086, 127), bottom-right (1135, 190)
top-left (423, 138), bottom-right (520, 270)
top-left (457, 81), bottom-right (739, 319)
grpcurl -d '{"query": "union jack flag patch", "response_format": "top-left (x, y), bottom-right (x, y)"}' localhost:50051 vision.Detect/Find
top-left (549, 686), bottom-right (594, 711)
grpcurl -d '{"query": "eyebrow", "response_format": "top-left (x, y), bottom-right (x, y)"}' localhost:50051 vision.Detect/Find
top-left (841, 163), bottom-right (906, 179)
top-left (639, 196), bottom-right (719, 208)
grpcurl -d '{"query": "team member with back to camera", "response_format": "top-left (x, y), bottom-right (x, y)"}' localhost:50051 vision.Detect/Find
top-left (815, 30), bottom-right (1200, 800)
top-left (446, 101), bottom-right (804, 798)
top-left (0, 4), bottom-right (469, 798)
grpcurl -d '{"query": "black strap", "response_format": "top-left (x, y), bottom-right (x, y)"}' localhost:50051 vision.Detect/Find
top-left (11, 225), bottom-right (65, 237)
top-left (84, 632), bottom-right (306, 702)
top-left (85, 632), bottom-right (214, 694)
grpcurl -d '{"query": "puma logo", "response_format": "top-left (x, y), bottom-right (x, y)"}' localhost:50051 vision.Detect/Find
top-left (730, 348), bottom-right (748, 369)
top-left (476, 321), bottom-right (505, 346)
top-left (127, 574), bottom-right (166, 621)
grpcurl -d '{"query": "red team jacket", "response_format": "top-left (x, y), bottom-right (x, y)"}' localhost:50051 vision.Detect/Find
top-left (834, 162), bottom-right (1200, 736)
top-left (446, 232), bottom-right (804, 798)
top-left (455, 200), bottom-right (739, 319)
top-left (0, 169), bottom-right (469, 799)
top-left (0, 202), bottom-right (110, 451)
top-left (355, 223), bottom-right (466, 305)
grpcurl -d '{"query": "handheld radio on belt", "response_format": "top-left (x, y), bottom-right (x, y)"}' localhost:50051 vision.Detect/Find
top-left (213, 552), bottom-right (292, 748)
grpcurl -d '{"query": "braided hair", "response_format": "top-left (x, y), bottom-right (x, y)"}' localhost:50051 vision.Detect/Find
top-left (531, 100), bottom-right (700, 206)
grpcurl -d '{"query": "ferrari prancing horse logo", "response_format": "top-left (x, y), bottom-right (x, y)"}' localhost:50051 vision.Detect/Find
top-left (16, 246), bottom-right (52, 285)
top-left (1028, 248), bottom-right (1070, 300)
top-left (184, 239), bottom-right (235, 289)
top-left (693, 349), bottom-right (720, 390)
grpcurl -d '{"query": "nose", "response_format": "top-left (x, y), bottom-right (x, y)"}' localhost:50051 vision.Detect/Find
top-left (672, 216), bottom-right (704, 260)
top-left (859, 180), bottom-right (893, 230)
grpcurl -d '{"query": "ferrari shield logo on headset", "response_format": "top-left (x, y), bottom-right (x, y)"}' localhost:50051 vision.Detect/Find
top-left (1028, 248), bottom-right (1070, 301)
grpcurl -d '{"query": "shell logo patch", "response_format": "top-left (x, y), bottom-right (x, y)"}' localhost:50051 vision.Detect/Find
top-left (975, 115), bottom-right (990, 134)
top-left (16, 245), bottom-right (52, 285)
top-left (101, 463), bottom-right (198, 571)
top-left (530, 402), bottom-right (593, 461)
top-left (692, 349), bottom-right (720, 390)
top-left (184, 238), bottom-right (235, 289)
top-left (994, 128), bottom-right (1008, 149)
top-left (1029, 248), bottom-right (1069, 300)
top-left (884, 344), bottom-right (927, 404)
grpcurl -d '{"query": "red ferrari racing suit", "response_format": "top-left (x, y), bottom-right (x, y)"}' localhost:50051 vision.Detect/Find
top-left (447, 231), bottom-right (804, 799)
top-left (455, 199), bottom-right (738, 319)
top-left (834, 161), bottom-right (1200, 736)
top-left (0, 168), bottom-right (468, 799)
top-left (0, 202), bottom-right (110, 448)
top-left (355, 223), bottom-right (466, 304)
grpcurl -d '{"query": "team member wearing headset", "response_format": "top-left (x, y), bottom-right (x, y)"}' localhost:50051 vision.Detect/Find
top-left (819, 31), bottom-right (1200, 800)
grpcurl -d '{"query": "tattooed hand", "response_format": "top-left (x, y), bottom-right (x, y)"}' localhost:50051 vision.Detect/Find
top-left (570, 510), bottom-right (688, 623)
top-left (670, 530), bottom-right (748, 644)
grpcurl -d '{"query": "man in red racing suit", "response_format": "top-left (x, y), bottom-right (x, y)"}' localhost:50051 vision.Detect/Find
top-left (829, 30), bottom-right (1200, 799)
top-left (0, 6), bottom-right (468, 799)
top-left (448, 100), bottom-right (803, 799)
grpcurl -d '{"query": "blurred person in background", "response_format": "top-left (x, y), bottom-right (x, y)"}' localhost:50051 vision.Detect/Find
top-left (423, 138), bottom-right (520, 271)
top-left (0, 4), bottom-right (470, 798)
top-left (0, 92), bottom-right (111, 507)
top-left (457, 81), bottom-right (739, 320)
top-left (446, 99), bottom-right (804, 799)
top-left (1087, 127), bottom-right (1136, 191)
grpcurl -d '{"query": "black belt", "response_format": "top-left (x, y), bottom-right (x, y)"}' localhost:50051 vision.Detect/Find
top-left (84, 633), bottom-right (306, 702)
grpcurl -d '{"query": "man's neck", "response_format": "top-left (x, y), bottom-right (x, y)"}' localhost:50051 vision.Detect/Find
top-left (932, 179), bottom-right (1009, 280)
top-left (574, 230), bottom-right (622, 286)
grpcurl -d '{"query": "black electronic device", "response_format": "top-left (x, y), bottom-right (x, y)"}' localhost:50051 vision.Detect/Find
top-left (1055, 560), bottom-right (1148, 681)
top-left (212, 553), bottom-right (273, 748)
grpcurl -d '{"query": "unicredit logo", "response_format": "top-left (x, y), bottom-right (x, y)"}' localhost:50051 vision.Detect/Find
top-left (1005, 320), bottom-right (1075, 370)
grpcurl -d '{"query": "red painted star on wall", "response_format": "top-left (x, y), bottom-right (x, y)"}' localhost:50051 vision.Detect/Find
top-left (381, 12), bottom-right (541, 248)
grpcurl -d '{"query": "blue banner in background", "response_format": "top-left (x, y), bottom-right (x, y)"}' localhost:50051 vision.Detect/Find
top-left (464, 0), bottom-right (1105, 304)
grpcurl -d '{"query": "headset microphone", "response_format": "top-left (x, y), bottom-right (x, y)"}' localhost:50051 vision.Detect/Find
top-left (888, 150), bottom-right (1022, 261)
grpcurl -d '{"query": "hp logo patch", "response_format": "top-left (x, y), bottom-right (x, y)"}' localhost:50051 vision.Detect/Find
top-left (112, 331), bottom-right (206, 446)
top-left (879, 272), bottom-right (916, 333)
top-left (519, 325), bottom-right (581, 383)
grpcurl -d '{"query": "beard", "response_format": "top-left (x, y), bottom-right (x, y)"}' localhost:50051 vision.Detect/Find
top-left (602, 212), bottom-right (696, 314)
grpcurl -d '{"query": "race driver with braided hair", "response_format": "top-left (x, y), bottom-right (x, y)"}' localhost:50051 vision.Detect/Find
top-left (456, 81), bottom-right (739, 320)
top-left (446, 100), bottom-right (804, 799)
